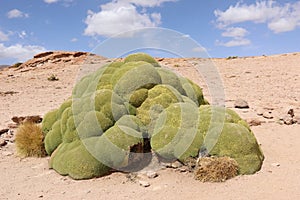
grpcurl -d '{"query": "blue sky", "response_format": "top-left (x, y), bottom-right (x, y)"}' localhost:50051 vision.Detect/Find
top-left (0, 0), bottom-right (300, 64)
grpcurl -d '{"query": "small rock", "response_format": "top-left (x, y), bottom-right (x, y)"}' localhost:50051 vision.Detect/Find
top-left (161, 162), bottom-right (172, 168)
top-left (2, 133), bottom-right (13, 142)
top-left (139, 180), bottom-right (150, 187)
top-left (0, 138), bottom-right (7, 147)
top-left (12, 115), bottom-right (42, 124)
top-left (0, 128), bottom-right (9, 135)
top-left (146, 171), bottom-right (158, 179)
top-left (7, 123), bottom-right (18, 129)
top-left (276, 120), bottom-right (284, 125)
top-left (271, 163), bottom-right (280, 167)
top-left (171, 161), bottom-right (183, 169)
top-left (263, 111), bottom-right (273, 119)
top-left (282, 115), bottom-right (293, 125)
top-left (293, 116), bottom-right (300, 124)
top-left (178, 167), bottom-right (187, 172)
top-left (234, 99), bottom-right (249, 109)
top-left (287, 108), bottom-right (294, 117)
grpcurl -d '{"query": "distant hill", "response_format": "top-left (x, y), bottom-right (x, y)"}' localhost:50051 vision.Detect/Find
top-left (0, 65), bottom-right (9, 69)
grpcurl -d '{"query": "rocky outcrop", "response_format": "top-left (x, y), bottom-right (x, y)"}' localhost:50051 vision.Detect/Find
top-left (15, 51), bottom-right (102, 69)
top-left (11, 115), bottom-right (42, 125)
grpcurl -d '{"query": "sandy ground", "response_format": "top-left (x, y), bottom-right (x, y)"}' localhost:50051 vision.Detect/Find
top-left (0, 53), bottom-right (300, 200)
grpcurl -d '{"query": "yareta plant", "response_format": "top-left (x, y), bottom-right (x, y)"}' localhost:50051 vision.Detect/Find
top-left (42, 53), bottom-right (264, 179)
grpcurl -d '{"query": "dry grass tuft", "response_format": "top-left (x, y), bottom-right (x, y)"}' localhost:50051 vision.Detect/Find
top-left (194, 156), bottom-right (238, 182)
top-left (15, 122), bottom-right (46, 157)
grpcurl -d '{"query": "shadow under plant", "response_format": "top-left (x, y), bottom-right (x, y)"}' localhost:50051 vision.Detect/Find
top-left (41, 53), bottom-right (264, 180)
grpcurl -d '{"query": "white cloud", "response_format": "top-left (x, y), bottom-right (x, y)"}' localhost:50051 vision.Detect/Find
top-left (121, 0), bottom-right (177, 7)
top-left (214, 1), bottom-right (300, 33)
top-left (84, 0), bottom-right (175, 37)
top-left (70, 38), bottom-right (78, 42)
top-left (216, 38), bottom-right (251, 47)
top-left (0, 43), bottom-right (46, 62)
top-left (268, 18), bottom-right (298, 33)
top-left (0, 31), bottom-right (9, 41)
top-left (192, 47), bottom-right (206, 52)
top-left (44, 0), bottom-right (59, 3)
top-left (44, 0), bottom-right (75, 7)
top-left (221, 27), bottom-right (248, 38)
top-left (7, 9), bottom-right (29, 19)
top-left (18, 31), bottom-right (27, 39)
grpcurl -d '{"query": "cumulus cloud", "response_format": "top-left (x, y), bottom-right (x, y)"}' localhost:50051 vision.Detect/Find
top-left (84, 0), bottom-right (175, 37)
top-left (215, 0), bottom-right (300, 33)
top-left (0, 31), bottom-right (9, 41)
top-left (268, 17), bottom-right (299, 33)
top-left (0, 43), bottom-right (46, 62)
top-left (214, 1), bottom-right (300, 47)
top-left (221, 27), bottom-right (248, 38)
top-left (7, 9), bottom-right (29, 19)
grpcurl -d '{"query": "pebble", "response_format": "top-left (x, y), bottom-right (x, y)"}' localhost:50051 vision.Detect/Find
top-left (161, 162), bottom-right (172, 168)
top-left (263, 111), bottom-right (273, 119)
top-left (146, 171), bottom-right (158, 179)
top-left (282, 115), bottom-right (293, 125)
top-left (0, 138), bottom-right (7, 147)
top-left (287, 108), bottom-right (294, 117)
top-left (171, 161), bottom-right (183, 168)
top-left (234, 99), bottom-right (249, 109)
top-left (178, 167), bottom-right (187, 172)
top-left (0, 128), bottom-right (9, 135)
top-left (294, 116), bottom-right (300, 124)
top-left (139, 180), bottom-right (150, 187)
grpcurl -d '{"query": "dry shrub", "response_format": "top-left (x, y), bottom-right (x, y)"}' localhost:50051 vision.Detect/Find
top-left (194, 156), bottom-right (238, 182)
top-left (15, 122), bottom-right (46, 157)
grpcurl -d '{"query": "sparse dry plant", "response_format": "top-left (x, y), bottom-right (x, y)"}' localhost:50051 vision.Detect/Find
top-left (194, 156), bottom-right (239, 182)
top-left (10, 62), bottom-right (23, 68)
top-left (15, 122), bottom-right (46, 157)
top-left (47, 74), bottom-right (59, 81)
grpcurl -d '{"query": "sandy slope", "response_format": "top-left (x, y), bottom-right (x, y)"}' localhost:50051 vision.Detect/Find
top-left (0, 53), bottom-right (299, 200)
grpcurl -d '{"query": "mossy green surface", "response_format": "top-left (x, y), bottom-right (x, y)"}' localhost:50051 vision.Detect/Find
top-left (136, 85), bottom-right (183, 125)
top-left (124, 53), bottom-right (160, 67)
top-left (180, 77), bottom-right (206, 106)
top-left (198, 105), bottom-right (264, 174)
top-left (151, 104), bottom-right (264, 174)
top-left (207, 123), bottom-right (264, 174)
top-left (151, 102), bottom-right (203, 161)
top-left (42, 109), bottom-right (58, 134)
top-left (50, 140), bottom-right (110, 180)
top-left (42, 53), bottom-right (263, 179)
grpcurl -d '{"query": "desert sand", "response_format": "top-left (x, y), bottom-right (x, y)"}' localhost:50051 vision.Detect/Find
top-left (0, 52), bottom-right (300, 200)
